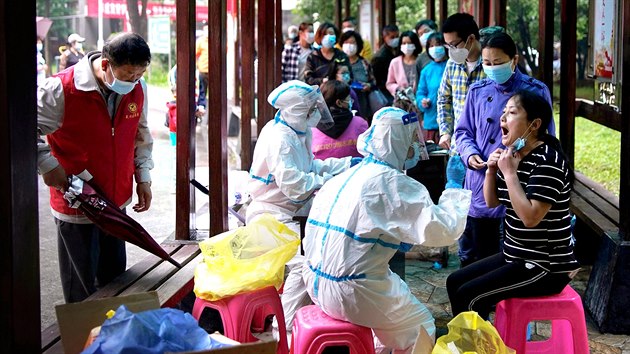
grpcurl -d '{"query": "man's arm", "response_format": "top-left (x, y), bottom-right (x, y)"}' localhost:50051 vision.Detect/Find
top-left (37, 77), bottom-right (68, 190)
top-left (133, 80), bottom-right (154, 212)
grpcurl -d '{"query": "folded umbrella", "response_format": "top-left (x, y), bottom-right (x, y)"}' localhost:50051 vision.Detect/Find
top-left (64, 173), bottom-right (181, 268)
top-left (36, 17), bottom-right (53, 39)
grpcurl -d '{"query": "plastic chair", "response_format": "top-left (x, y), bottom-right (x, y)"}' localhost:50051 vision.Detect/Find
top-left (251, 283), bottom-right (284, 332)
top-left (192, 286), bottom-right (288, 354)
top-left (494, 285), bottom-right (590, 354)
top-left (291, 305), bottom-right (376, 354)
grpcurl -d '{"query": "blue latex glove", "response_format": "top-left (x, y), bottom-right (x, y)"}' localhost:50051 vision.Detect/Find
top-left (445, 155), bottom-right (466, 189)
top-left (350, 157), bottom-right (363, 167)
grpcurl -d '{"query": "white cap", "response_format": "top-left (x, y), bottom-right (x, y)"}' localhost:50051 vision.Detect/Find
top-left (67, 33), bottom-right (85, 43)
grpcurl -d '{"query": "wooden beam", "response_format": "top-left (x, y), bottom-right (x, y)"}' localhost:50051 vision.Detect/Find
top-left (620, 0), bottom-right (630, 239)
top-left (240, 0), bottom-right (254, 170)
top-left (386, 0), bottom-right (396, 26)
top-left (344, 0), bottom-right (351, 19)
top-left (426, 0), bottom-right (436, 21)
top-left (175, 0), bottom-right (196, 240)
top-left (538, 0), bottom-right (554, 93)
top-left (559, 0), bottom-right (576, 167)
top-left (275, 0), bottom-right (283, 89)
top-left (233, 0), bottom-right (241, 106)
top-left (257, 0), bottom-right (270, 134)
top-left (575, 99), bottom-right (622, 132)
top-left (477, 0), bottom-right (489, 28)
top-left (208, 0), bottom-right (229, 235)
top-left (334, 0), bottom-right (343, 30)
top-left (494, 0), bottom-right (507, 28)
top-left (0, 2), bottom-right (41, 352)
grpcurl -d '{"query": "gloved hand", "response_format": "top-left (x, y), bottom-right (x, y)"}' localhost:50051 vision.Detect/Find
top-left (445, 155), bottom-right (466, 189)
top-left (350, 157), bottom-right (363, 167)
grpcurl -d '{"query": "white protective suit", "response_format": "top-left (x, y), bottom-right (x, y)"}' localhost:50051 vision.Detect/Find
top-left (302, 107), bottom-right (472, 353)
top-left (246, 80), bottom-right (351, 225)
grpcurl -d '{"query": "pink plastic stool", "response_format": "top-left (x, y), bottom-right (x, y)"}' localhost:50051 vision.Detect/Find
top-left (192, 286), bottom-right (288, 354)
top-left (494, 285), bottom-right (589, 354)
top-left (252, 283), bottom-right (284, 332)
top-left (291, 305), bottom-right (376, 354)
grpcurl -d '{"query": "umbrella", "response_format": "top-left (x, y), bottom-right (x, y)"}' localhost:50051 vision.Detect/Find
top-left (64, 175), bottom-right (182, 268)
top-left (36, 17), bottom-right (53, 39)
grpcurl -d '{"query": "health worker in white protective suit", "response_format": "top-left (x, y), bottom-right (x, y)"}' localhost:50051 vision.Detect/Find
top-left (302, 107), bottom-right (472, 353)
top-left (246, 80), bottom-right (360, 227)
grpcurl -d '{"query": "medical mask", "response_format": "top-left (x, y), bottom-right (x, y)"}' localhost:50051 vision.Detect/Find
top-left (105, 66), bottom-right (138, 95)
top-left (75, 42), bottom-right (83, 51)
top-left (448, 37), bottom-right (470, 64)
top-left (428, 46), bottom-right (446, 61)
top-left (404, 142), bottom-right (421, 170)
top-left (511, 121), bottom-right (536, 153)
top-left (420, 31), bottom-right (434, 48)
top-left (386, 37), bottom-right (400, 48)
top-left (37, 43), bottom-right (43, 52)
top-left (322, 34), bottom-right (336, 48)
top-left (483, 61), bottom-right (515, 85)
top-left (348, 98), bottom-right (353, 109)
top-left (340, 72), bottom-right (351, 83)
top-left (307, 108), bottom-right (322, 127)
top-left (342, 43), bottom-right (357, 56)
top-left (342, 27), bottom-right (355, 33)
top-left (401, 44), bottom-right (416, 56)
top-left (306, 32), bottom-right (315, 44)
top-left (289, 32), bottom-right (298, 40)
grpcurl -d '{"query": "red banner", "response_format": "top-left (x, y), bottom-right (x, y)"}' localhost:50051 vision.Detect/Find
top-left (86, 0), bottom-right (210, 22)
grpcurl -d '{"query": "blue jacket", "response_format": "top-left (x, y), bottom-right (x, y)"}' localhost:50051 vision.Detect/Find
top-left (416, 60), bottom-right (447, 131)
top-left (454, 68), bottom-right (553, 218)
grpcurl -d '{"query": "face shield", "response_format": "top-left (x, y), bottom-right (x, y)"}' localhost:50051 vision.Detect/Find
top-left (402, 112), bottom-right (429, 169)
top-left (303, 86), bottom-right (334, 130)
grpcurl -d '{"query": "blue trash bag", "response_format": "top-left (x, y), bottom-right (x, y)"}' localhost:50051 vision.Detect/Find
top-left (82, 305), bottom-right (232, 354)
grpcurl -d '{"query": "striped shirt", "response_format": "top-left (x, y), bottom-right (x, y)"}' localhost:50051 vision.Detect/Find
top-left (496, 143), bottom-right (579, 273)
top-left (436, 58), bottom-right (486, 154)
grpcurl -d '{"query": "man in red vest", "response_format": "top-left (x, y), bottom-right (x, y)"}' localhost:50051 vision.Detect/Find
top-left (37, 32), bottom-right (153, 303)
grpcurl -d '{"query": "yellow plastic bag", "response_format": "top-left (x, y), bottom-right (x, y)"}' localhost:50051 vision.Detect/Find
top-left (432, 311), bottom-right (515, 354)
top-left (193, 214), bottom-right (300, 301)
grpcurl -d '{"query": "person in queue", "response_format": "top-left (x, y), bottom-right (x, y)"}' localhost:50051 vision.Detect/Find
top-left (304, 22), bottom-right (350, 86)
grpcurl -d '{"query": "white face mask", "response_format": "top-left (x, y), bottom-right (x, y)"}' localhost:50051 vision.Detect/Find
top-left (342, 43), bottom-right (357, 56)
top-left (75, 42), bottom-right (83, 51)
top-left (342, 27), bottom-right (355, 33)
top-left (386, 37), bottom-right (400, 48)
top-left (401, 44), bottom-right (416, 56)
top-left (105, 65), bottom-right (138, 95)
top-left (448, 37), bottom-right (470, 64)
top-left (305, 32), bottom-right (315, 44)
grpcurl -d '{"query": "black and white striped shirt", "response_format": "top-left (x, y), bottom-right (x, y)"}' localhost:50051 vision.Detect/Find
top-left (496, 143), bottom-right (579, 273)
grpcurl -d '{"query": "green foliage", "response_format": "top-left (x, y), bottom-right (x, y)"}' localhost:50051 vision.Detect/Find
top-left (36, 0), bottom-right (78, 43)
top-left (145, 54), bottom-right (170, 88)
top-left (574, 118), bottom-right (620, 195)
top-left (395, 0), bottom-right (426, 32)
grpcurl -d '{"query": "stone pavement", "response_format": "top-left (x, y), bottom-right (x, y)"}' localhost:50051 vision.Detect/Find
top-left (39, 84), bottom-right (630, 353)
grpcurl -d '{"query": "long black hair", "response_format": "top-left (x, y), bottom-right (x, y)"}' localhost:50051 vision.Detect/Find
top-left (510, 90), bottom-right (574, 185)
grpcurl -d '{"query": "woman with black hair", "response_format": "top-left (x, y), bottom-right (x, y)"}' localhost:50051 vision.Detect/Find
top-left (304, 22), bottom-right (350, 86)
top-left (340, 30), bottom-right (377, 120)
top-left (447, 90), bottom-right (579, 319)
top-left (386, 30), bottom-right (422, 97)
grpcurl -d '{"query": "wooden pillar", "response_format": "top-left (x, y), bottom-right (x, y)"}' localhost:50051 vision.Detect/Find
top-left (378, 0), bottom-right (386, 34)
top-left (0, 2), bottom-right (41, 352)
top-left (240, 0), bottom-right (254, 170)
top-left (439, 0), bottom-right (448, 27)
top-left (559, 0), bottom-right (576, 167)
top-left (477, 0), bottom-right (489, 28)
top-left (257, 0), bottom-right (275, 133)
top-left (334, 0), bottom-right (343, 30)
top-left (175, 0), bottom-right (196, 239)
top-left (494, 0), bottom-right (507, 28)
top-left (538, 0), bottom-right (554, 93)
top-left (344, 0), bottom-right (351, 19)
top-left (207, 0), bottom-right (229, 235)
top-left (233, 0), bottom-right (241, 106)
top-left (426, 0), bottom-right (436, 21)
top-left (620, 0), bottom-right (630, 240)
top-left (386, 0), bottom-right (396, 26)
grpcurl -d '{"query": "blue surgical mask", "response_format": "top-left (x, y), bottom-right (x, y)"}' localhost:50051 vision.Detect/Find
top-left (105, 66), bottom-right (138, 95)
top-left (511, 121), bottom-right (535, 153)
top-left (348, 98), bottom-right (353, 109)
top-left (428, 46), bottom-right (446, 61)
top-left (404, 142), bottom-right (421, 170)
top-left (322, 34), bottom-right (336, 48)
top-left (340, 72), bottom-right (351, 83)
top-left (483, 61), bottom-right (515, 85)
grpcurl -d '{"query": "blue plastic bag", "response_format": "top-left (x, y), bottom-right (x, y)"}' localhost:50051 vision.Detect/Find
top-left (82, 305), bottom-right (232, 354)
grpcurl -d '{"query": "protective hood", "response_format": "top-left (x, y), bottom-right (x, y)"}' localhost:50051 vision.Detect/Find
top-left (357, 107), bottom-right (418, 169)
top-left (267, 80), bottom-right (333, 134)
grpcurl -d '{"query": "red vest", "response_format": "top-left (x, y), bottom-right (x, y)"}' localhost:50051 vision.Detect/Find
top-left (48, 67), bottom-right (144, 216)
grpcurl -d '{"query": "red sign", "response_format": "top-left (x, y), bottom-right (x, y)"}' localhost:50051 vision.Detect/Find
top-left (86, 0), bottom-right (210, 22)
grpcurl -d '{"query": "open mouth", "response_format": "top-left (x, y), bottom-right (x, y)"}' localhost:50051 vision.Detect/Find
top-left (501, 126), bottom-right (509, 136)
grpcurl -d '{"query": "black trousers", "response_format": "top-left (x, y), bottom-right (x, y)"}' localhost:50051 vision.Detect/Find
top-left (446, 253), bottom-right (571, 319)
top-left (56, 218), bottom-right (126, 303)
top-left (457, 216), bottom-right (504, 267)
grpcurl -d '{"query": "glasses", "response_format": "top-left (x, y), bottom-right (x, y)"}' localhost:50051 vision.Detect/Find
top-left (445, 38), bottom-right (465, 50)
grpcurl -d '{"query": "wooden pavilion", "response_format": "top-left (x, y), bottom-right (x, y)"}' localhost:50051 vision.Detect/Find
top-left (1, 0), bottom-right (629, 351)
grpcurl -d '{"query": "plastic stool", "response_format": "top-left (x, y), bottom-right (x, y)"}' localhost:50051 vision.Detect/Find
top-left (192, 286), bottom-right (288, 354)
top-left (252, 283), bottom-right (284, 332)
top-left (494, 285), bottom-right (589, 354)
top-left (292, 305), bottom-right (375, 354)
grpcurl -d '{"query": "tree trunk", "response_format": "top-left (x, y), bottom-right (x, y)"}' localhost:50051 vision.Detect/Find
top-left (126, 0), bottom-right (148, 39)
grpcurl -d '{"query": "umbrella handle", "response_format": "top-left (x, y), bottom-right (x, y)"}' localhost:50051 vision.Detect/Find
top-left (190, 179), bottom-right (209, 195)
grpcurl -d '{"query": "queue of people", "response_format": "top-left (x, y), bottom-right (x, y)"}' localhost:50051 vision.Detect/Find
top-left (35, 13), bottom-right (577, 354)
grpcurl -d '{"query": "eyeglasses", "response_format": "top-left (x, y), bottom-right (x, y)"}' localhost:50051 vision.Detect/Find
top-left (445, 38), bottom-right (465, 50)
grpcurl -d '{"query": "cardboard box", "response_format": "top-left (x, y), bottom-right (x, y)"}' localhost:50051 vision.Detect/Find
top-left (55, 291), bottom-right (276, 354)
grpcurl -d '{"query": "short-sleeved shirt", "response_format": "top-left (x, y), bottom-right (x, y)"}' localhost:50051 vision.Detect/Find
top-left (496, 143), bottom-right (579, 274)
